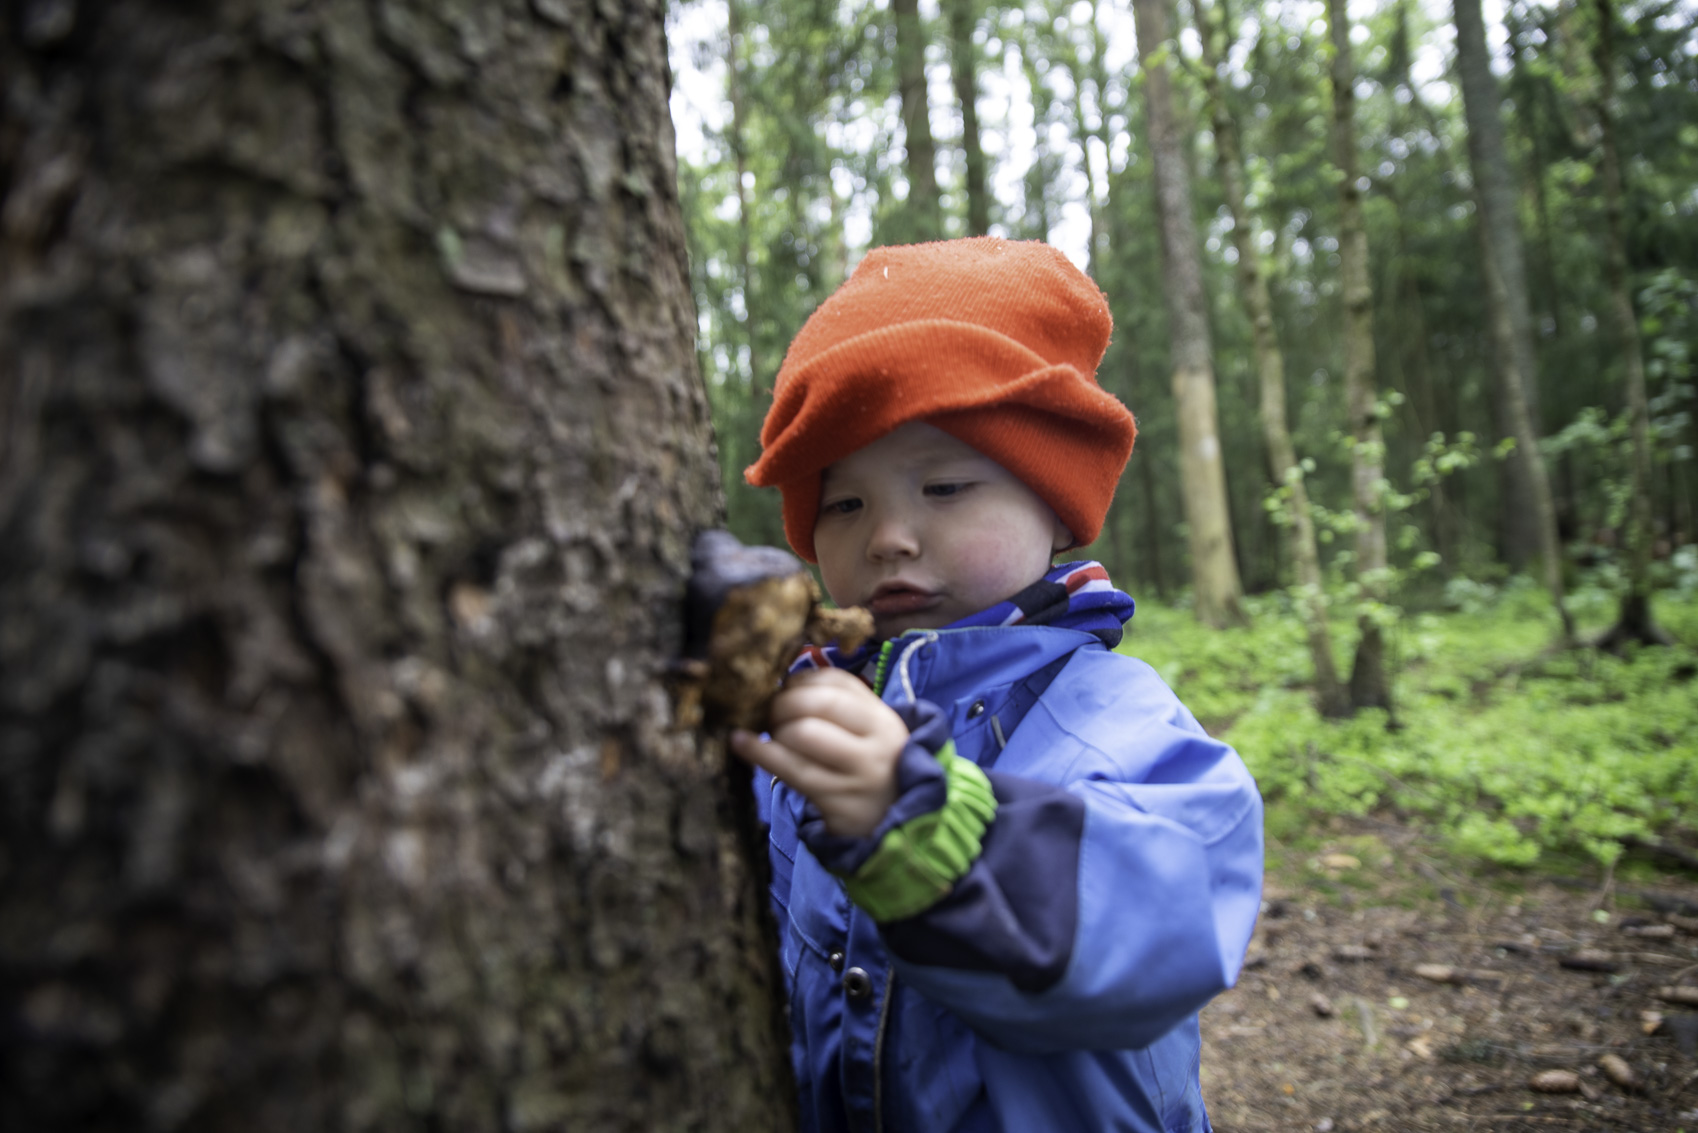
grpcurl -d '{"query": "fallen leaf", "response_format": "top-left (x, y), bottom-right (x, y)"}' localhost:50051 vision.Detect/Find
top-left (1320, 853), bottom-right (1361, 870)
top-left (1558, 949), bottom-right (1618, 972)
top-left (1528, 1069), bottom-right (1581, 1094)
top-left (1597, 1053), bottom-right (1638, 1091)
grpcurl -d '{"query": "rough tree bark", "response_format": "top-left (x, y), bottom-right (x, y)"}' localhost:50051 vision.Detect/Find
top-left (894, 0), bottom-right (943, 241)
top-left (1196, 0), bottom-right (1349, 716)
top-left (947, 0), bottom-right (990, 237)
top-left (1453, 0), bottom-right (1574, 644)
top-left (0, 2), bottom-right (795, 1130)
top-left (1324, 0), bottom-right (1393, 711)
top-left (1132, 0), bottom-right (1248, 629)
top-left (1589, 0), bottom-right (1670, 648)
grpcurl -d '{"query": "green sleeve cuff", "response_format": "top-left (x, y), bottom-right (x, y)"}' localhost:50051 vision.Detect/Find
top-left (843, 743), bottom-right (998, 923)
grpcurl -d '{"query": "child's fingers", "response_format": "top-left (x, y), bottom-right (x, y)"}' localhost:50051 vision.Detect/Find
top-left (768, 715), bottom-right (878, 773)
top-left (730, 729), bottom-right (860, 796)
top-left (770, 669), bottom-right (894, 737)
top-left (733, 712), bottom-right (872, 777)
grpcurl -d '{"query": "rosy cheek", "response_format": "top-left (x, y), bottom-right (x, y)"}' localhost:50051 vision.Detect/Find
top-left (950, 524), bottom-right (1048, 596)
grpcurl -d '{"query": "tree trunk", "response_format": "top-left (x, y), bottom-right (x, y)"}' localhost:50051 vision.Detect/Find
top-left (1196, 0), bottom-right (1348, 714)
top-left (1454, 0), bottom-right (1574, 643)
top-left (727, 0), bottom-right (765, 392)
top-left (1132, 0), bottom-right (1248, 629)
top-left (1589, 0), bottom-right (1671, 649)
top-left (1324, 0), bottom-right (1393, 711)
top-left (894, 0), bottom-right (943, 240)
top-left (1019, 44), bottom-right (1058, 241)
top-left (1384, 185), bottom-right (1457, 577)
top-left (947, 0), bottom-right (990, 236)
top-left (1139, 447), bottom-right (1169, 599)
top-left (0, 2), bottom-right (795, 1130)
top-left (1069, 67), bottom-right (1102, 278)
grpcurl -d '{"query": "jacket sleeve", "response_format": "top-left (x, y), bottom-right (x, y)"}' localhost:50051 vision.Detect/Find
top-left (801, 652), bottom-right (1263, 1055)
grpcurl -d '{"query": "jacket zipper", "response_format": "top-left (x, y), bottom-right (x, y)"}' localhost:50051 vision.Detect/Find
top-left (869, 638), bottom-right (896, 696)
top-left (868, 637), bottom-right (904, 1133)
top-left (872, 964), bottom-right (895, 1133)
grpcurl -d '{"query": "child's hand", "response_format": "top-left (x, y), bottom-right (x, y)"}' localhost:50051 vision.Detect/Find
top-left (730, 668), bottom-right (908, 838)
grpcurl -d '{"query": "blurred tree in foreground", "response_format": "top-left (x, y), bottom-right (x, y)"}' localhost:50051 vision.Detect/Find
top-left (0, 1), bottom-right (792, 1127)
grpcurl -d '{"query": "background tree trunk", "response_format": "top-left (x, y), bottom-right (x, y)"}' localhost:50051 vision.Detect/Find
top-left (0, 2), bottom-right (795, 1130)
top-left (1067, 51), bottom-right (1103, 278)
top-left (1197, 0), bottom-right (1349, 715)
top-left (948, 0), bottom-right (991, 236)
top-left (727, 0), bottom-right (766, 393)
top-left (894, 0), bottom-right (943, 240)
top-left (1132, 0), bottom-right (1248, 629)
top-left (1453, 0), bottom-right (1573, 643)
top-left (1589, 0), bottom-right (1669, 648)
top-left (1324, 0), bottom-right (1393, 711)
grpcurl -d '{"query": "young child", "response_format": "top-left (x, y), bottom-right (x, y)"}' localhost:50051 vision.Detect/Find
top-left (730, 237), bottom-right (1262, 1132)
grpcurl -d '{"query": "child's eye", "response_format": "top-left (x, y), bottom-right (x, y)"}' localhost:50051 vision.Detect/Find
top-left (821, 497), bottom-right (862, 516)
top-left (924, 482), bottom-right (972, 498)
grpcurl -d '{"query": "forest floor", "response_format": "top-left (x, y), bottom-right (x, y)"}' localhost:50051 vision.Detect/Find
top-left (1199, 814), bottom-right (1698, 1132)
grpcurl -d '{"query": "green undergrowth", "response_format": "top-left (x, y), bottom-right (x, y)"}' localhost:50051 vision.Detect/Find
top-left (1121, 581), bottom-right (1698, 871)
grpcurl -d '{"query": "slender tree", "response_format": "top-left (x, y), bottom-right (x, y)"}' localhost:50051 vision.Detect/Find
top-left (1454, 0), bottom-right (1574, 643)
top-left (1375, 2), bottom-right (1466, 577)
top-left (895, 0), bottom-right (944, 239)
top-left (1197, 0), bottom-right (1349, 714)
top-left (1589, 0), bottom-right (1671, 648)
top-left (1016, 33), bottom-right (1061, 240)
top-left (948, 0), bottom-right (992, 235)
top-left (0, 0), bottom-right (794, 1127)
top-left (1066, 0), bottom-right (1108, 277)
top-left (1132, 0), bottom-right (1248, 628)
top-left (1324, 0), bottom-right (1393, 710)
top-left (727, 0), bottom-right (765, 391)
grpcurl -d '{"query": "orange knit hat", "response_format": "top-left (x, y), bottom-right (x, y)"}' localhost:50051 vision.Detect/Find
top-left (744, 236), bottom-right (1137, 562)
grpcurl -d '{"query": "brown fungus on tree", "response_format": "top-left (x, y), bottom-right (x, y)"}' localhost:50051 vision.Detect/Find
top-left (677, 530), bottom-right (875, 733)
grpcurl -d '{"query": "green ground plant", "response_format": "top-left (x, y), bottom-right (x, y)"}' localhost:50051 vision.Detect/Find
top-left (1122, 581), bottom-right (1698, 871)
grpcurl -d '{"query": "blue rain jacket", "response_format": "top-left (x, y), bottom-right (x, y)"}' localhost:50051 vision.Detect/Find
top-left (756, 625), bottom-right (1263, 1132)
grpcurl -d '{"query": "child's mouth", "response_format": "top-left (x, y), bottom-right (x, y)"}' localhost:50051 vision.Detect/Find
top-left (868, 585), bottom-right (938, 617)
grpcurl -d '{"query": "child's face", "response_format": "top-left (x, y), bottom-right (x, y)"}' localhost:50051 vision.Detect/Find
top-left (813, 422), bottom-right (1072, 639)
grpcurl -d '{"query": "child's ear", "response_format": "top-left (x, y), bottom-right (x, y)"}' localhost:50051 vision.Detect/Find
top-left (1051, 516), bottom-right (1075, 555)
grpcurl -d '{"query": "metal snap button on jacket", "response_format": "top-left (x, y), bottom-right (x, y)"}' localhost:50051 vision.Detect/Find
top-left (967, 699), bottom-right (986, 718)
top-left (841, 967), bottom-right (872, 998)
top-left (828, 950), bottom-right (844, 973)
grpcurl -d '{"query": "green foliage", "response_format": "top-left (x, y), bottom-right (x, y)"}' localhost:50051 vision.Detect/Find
top-left (674, 0), bottom-right (1697, 603)
top-left (1122, 587), bottom-right (1698, 869)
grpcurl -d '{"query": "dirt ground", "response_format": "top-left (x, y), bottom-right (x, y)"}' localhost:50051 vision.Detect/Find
top-left (1199, 818), bottom-right (1698, 1132)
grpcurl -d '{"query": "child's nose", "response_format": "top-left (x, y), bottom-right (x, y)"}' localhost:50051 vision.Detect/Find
top-left (866, 507), bottom-right (920, 560)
